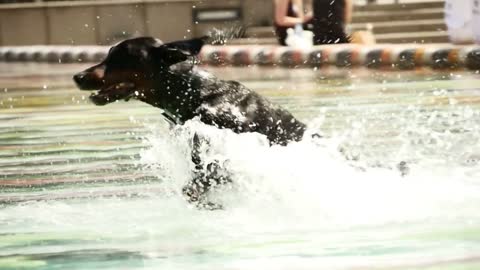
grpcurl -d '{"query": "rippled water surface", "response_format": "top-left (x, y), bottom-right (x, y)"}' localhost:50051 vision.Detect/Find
top-left (1, 63), bottom-right (480, 270)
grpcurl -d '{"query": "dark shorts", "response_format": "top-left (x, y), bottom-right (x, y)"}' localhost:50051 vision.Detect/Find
top-left (274, 20), bottom-right (349, 46)
top-left (312, 20), bottom-right (350, 45)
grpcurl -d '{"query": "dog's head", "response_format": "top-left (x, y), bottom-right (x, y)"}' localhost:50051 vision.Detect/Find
top-left (73, 36), bottom-right (206, 105)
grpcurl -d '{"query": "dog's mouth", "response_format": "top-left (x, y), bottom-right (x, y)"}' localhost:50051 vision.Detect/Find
top-left (89, 82), bottom-right (136, 106)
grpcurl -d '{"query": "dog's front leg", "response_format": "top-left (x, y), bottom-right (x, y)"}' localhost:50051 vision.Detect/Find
top-left (182, 133), bottom-right (225, 210)
top-left (182, 132), bottom-right (208, 205)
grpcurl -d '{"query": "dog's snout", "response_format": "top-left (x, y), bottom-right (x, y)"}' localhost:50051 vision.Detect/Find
top-left (73, 72), bottom-right (86, 85)
top-left (73, 70), bottom-right (104, 90)
top-left (73, 64), bottom-right (106, 90)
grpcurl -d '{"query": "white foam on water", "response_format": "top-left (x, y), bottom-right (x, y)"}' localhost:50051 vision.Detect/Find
top-left (136, 118), bottom-right (480, 231)
top-left (1, 115), bottom-right (480, 270)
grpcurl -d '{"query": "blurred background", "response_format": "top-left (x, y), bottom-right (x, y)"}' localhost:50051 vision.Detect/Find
top-left (0, 0), bottom-right (449, 46)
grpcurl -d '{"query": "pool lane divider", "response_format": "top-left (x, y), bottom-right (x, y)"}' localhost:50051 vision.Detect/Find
top-left (0, 44), bottom-right (479, 70)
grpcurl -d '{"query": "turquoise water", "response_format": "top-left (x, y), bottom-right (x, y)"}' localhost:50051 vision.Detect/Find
top-left (1, 64), bottom-right (480, 269)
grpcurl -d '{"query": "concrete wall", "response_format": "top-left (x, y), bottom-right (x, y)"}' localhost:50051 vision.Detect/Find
top-left (0, 0), bottom-right (259, 46)
top-left (192, 0), bottom-right (243, 37)
top-left (97, 4), bottom-right (147, 44)
top-left (47, 6), bottom-right (97, 44)
top-left (243, 0), bottom-right (273, 26)
top-left (145, 2), bottom-right (194, 41)
top-left (0, 7), bottom-right (49, 45)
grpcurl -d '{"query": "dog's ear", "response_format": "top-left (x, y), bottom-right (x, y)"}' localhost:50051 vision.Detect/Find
top-left (154, 36), bottom-right (208, 66)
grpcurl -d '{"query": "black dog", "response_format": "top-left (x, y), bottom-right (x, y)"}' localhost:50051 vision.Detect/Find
top-left (73, 36), bottom-right (307, 209)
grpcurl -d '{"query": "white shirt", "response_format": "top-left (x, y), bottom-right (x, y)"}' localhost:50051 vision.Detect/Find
top-left (445, 0), bottom-right (473, 29)
top-left (472, 0), bottom-right (480, 41)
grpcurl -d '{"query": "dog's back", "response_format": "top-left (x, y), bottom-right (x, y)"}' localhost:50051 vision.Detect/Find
top-left (191, 71), bottom-right (306, 145)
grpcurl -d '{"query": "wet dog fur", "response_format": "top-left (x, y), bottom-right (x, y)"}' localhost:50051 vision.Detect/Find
top-left (73, 36), bottom-right (306, 209)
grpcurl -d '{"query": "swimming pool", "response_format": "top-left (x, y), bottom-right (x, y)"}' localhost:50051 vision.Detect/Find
top-left (1, 63), bottom-right (480, 269)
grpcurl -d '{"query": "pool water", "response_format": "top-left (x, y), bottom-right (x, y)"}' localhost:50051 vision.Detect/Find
top-left (1, 63), bottom-right (480, 270)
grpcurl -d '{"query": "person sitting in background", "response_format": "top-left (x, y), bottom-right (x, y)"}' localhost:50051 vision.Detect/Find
top-left (274, 0), bottom-right (375, 46)
top-left (273, 0), bottom-right (314, 46)
top-left (312, 0), bottom-right (376, 45)
top-left (312, 0), bottom-right (351, 44)
top-left (472, 0), bottom-right (480, 44)
top-left (444, 0), bottom-right (474, 44)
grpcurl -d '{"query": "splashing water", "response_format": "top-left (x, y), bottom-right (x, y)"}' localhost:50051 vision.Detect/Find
top-left (1, 66), bottom-right (480, 269)
top-left (138, 117), bottom-right (480, 230)
top-left (205, 26), bottom-right (246, 45)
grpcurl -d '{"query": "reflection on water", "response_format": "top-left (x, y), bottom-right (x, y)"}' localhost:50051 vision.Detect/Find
top-left (1, 64), bottom-right (480, 270)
